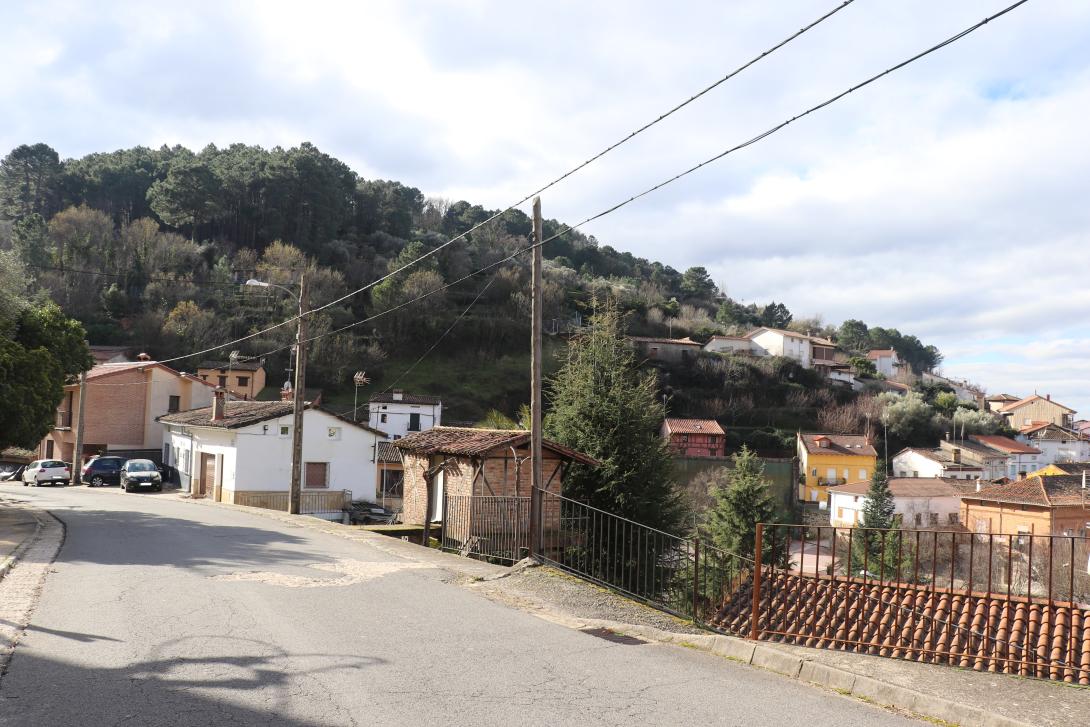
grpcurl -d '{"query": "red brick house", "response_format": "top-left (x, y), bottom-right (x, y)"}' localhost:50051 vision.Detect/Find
top-left (40, 359), bottom-right (215, 467)
top-left (393, 427), bottom-right (597, 526)
top-left (660, 418), bottom-right (726, 457)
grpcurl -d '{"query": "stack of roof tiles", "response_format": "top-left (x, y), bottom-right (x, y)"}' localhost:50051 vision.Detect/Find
top-left (711, 571), bottom-right (1090, 684)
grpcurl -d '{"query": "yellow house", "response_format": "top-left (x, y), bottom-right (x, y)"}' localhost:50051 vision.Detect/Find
top-left (797, 432), bottom-right (878, 504)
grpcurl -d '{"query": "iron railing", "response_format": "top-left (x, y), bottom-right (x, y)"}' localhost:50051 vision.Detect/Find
top-left (55, 410), bottom-right (72, 428)
top-left (440, 494), bottom-right (531, 565)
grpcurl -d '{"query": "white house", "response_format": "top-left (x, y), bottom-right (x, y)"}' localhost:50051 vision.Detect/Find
top-left (937, 439), bottom-right (1008, 481)
top-left (866, 349), bottom-right (906, 378)
top-left (892, 447), bottom-right (984, 480)
top-left (160, 394), bottom-right (388, 514)
top-left (828, 478), bottom-right (968, 529)
top-left (745, 327), bottom-right (837, 369)
top-left (1016, 422), bottom-right (1090, 464)
top-left (368, 391), bottom-right (442, 439)
top-left (703, 335), bottom-right (753, 355)
top-left (968, 435), bottom-right (1044, 480)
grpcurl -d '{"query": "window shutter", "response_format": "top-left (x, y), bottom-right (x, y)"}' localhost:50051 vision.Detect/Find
top-left (305, 462), bottom-right (328, 488)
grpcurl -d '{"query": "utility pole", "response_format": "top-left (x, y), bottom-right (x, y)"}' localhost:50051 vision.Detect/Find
top-left (528, 197), bottom-right (544, 558)
top-left (70, 371), bottom-right (87, 485)
top-left (289, 272), bottom-right (309, 515)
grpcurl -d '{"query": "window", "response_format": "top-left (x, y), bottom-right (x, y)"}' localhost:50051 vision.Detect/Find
top-left (929, 512), bottom-right (939, 526)
top-left (914, 512), bottom-right (922, 526)
top-left (168, 395), bottom-right (180, 413)
top-left (837, 507), bottom-right (845, 520)
top-left (381, 469), bottom-right (404, 499)
top-left (858, 469), bottom-right (867, 481)
top-left (237, 376), bottom-right (249, 387)
top-left (45, 441), bottom-right (54, 458)
top-left (217, 375), bottom-right (227, 387)
top-left (810, 468), bottom-right (817, 477)
top-left (279, 425), bottom-right (290, 437)
top-left (948, 513), bottom-right (959, 525)
top-left (842, 468), bottom-right (849, 479)
top-left (200, 374), bottom-right (208, 381)
top-left (912, 470), bottom-right (919, 478)
top-left (825, 468), bottom-right (837, 481)
top-left (304, 462), bottom-right (328, 489)
top-left (380, 413), bottom-right (388, 423)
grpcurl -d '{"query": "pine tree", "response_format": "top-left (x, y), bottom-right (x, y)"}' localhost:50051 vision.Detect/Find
top-left (705, 446), bottom-right (778, 561)
top-left (850, 463), bottom-right (905, 579)
top-left (544, 299), bottom-right (683, 533)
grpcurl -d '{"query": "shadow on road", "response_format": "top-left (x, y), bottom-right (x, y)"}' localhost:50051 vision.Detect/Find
top-left (1, 636), bottom-right (386, 726)
top-left (0, 618), bottom-right (121, 643)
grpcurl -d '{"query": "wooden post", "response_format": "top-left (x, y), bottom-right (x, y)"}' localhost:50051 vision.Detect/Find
top-left (70, 371), bottom-right (87, 485)
top-left (529, 197), bottom-right (544, 558)
top-left (750, 522), bottom-right (764, 640)
top-left (289, 272), bottom-right (308, 515)
top-left (692, 538), bottom-right (701, 623)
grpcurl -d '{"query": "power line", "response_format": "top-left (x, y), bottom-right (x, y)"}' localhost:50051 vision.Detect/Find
top-left (148, 1), bottom-right (857, 366)
top-left (228, 0), bottom-right (1033, 362)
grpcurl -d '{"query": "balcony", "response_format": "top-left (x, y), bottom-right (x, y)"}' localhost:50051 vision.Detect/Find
top-left (817, 478), bottom-right (846, 487)
top-left (55, 410), bottom-right (72, 429)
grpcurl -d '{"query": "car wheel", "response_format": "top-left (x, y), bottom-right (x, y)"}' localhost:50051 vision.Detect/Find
top-left (91, 475), bottom-right (104, 487)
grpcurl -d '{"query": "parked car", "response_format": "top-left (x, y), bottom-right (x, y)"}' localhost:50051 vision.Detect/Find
top-left (82, 456), bottom-right (126, 487)
top-left (121, 459), bottom-right (163, 492)
top-left (0, 465), bottom-right (26, 482)
top-left (22, 460), bottom-right (71, 487)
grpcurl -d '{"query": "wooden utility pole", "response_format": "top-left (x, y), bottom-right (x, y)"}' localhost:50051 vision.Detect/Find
top-left (70, 371), bottom-right (87, 485)
top-left (289, 273), bottom-right (309, 515)
top-left (528, 197), bottom-right (544, 558)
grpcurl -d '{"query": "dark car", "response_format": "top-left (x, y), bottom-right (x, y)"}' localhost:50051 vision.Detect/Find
top-left (82, 456), bottom-right (126, 487)
top-left (121, 459), bottom-right (163, 492)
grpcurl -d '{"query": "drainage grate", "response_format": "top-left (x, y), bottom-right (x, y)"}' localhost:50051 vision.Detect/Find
top-left (580, 627), bottom-right (647, 645)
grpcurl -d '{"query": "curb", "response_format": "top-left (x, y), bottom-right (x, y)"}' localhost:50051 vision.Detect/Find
top-left (530, 613), bottom-right (1037, 727)
top-left (0, 507), bottom-right (44, 583)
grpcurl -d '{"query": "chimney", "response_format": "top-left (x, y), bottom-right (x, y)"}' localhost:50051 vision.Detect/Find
top-left (952, 448), bottom-right (961, 464)
top-left (211, 388), bottom-right (227, 421)
top-left (137, 352), bottom-right (151, 361)
top-left (392, 389), bottom-right (404, 402)
top-left (976, 480), bottom-right (982, 492)
top-left (1046, 393), bottom-right (1051, 401)
top-left (280, 383), bottom-right (293, 402)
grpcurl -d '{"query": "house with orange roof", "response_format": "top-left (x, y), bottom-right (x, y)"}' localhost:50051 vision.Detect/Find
top-left (968, 434), bottom-right (1044, 480)
top-left (39, 356), bottom-right (215, 469)
top-left (1016, 422), bottom-right (1090, 465)
top-left (995, 394), bottom-right (1076, 430)
top-left (796, 432), bottom-right (878, 505)
top-left (828, 477), bottom-right (971, 529)
top-left (960, 475), bottom-right (1090, 537)
top-left (660, 418), bottom-right (726, 458)
top-left (866, 349), bottom-right (908, 378)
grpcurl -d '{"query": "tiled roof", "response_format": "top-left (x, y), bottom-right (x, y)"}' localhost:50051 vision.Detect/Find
top-left (625, 335), bottom-right (702, 346)
top-left (368, 392), bottom-right (442, 405)
top-left (745, 327), bottom-right (835, 346)
top-left (705, 335), bottom-right (749, 341)
top-left (968, 435), bottom-right (1041, 455)
top-left (394, 426), bottom-right (598, 466)
top-left (663, 418), bottom-right (725, 435)
top-left (198, 359), bottom-right (265, 372)
top-left (997, 394), bottom-right (1076, 414)
top-left (1023, 425), bottom-right (1088, 442)
top-left (159, 401), bottom-right (295, 429)
top-left (986, 393), bottom-right (1020, 402)
top-left (943, 439), bottom-right (1006, 460)
top-left (798, 433), bottom-right (877, 457)
top-left (965, 475), bottom-right (1089, 507)
top-left (81, 361), bottom-right (214, 388)
top-left (376, 441), bottom-right (403, 464)
top-left (828, 477), bottom-right (966, 498)
top-left (1043, 462), bottom-right (1090, 475)
top-left (895, 447), bottom-right (983, 470)
top-left (866, 349), bottom-right (895, 359)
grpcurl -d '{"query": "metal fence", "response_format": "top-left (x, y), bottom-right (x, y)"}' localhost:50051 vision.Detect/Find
top-left (440, 495), bottom-right (532, 565)
top-left (536, 488), bottom-right (752, 627)
top-left (234, 489), bottom-right (351, 520)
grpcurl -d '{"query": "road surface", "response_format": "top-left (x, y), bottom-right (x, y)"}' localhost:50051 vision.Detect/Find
top-left (0, 485), bottom-right (919, 726)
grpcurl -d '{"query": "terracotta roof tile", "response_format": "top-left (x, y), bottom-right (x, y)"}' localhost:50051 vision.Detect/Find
top-left (828, 477), bottom-right (966, 498)
top-left (369, 392), bottom-right (441, 405)
top-left (968, 435), bottom-right (1041, 455)
top-left (799, 432), bottom-right (877, 457)
top-left (663, 418), bottom-right (725, 435)
top-left (997, 394), bottom-right (1076, 414)
top-left (393, 426), bottom-right (598, 465)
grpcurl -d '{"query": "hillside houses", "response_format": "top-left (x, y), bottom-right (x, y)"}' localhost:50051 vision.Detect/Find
top-left (993, 394), bottom-right (1075, 430)
top-left (892, 447), bottom-right (985, 480)
top-left (797, 432), bottom-right (877, 505)
top-left (1017, 422), bottom-right (1090, 464)
top-left (961, 475), bottom-right (1090, 536)
top-left (828, 477), bottom-right (970, 528)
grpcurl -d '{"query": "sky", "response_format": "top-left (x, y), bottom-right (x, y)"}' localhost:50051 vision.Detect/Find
top-left (2, 0), bottom-right (1088, 415)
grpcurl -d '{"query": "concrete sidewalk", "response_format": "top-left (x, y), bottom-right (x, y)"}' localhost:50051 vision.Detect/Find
top-left (0, 497), bottom-right (42, 581)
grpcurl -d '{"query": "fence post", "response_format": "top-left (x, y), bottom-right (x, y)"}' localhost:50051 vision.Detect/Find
top-left (692, 538), bottom-right (701, 623)
top-left (750, 523), bottom-right (764, 641)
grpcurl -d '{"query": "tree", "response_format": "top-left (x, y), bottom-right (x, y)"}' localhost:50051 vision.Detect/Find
top-left (0, 143), bottom-right (61, 219)
top-left (147, 155), bottom-right (222, 238)
top-left (679, 266), bottom-right (717, 299)
top-left (544, 300), bottom-right (683, 532)
top-left (880, 391), bottom-right (941, 451)
top-left (11, 213), bottom-right (51, 270)
top-left (849, 465), bottom-right (906, 579)
top-left (933, 391), bottom-right (959, 417)
top-left (759, 301), bottom-right (792, 328)
top-left (705, 446), bottom-right (781, 561)
top-left (837, 319), bottom-right (870, 352)
top-left (848, 355), bottom-right (877, 377)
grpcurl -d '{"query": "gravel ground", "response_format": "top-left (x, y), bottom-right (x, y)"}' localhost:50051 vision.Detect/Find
top-left (468, 561), bottom-right (707, 635)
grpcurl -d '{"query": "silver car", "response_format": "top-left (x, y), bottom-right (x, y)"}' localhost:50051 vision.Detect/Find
top-left (23, 460), bottom-right (71, 487)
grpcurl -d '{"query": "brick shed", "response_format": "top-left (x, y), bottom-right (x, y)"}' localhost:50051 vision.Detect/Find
top-left (393, 427), bottom-right (597, 526)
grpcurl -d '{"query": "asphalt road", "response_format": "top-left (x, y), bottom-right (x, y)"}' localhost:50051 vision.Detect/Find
top-left (0, 486), bottom-right (920, 726)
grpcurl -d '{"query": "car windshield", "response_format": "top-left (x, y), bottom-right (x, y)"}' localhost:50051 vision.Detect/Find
top-left (126, 460), bottom-right (157, 472)
top-left (42, 460), bottom-right (66, 468)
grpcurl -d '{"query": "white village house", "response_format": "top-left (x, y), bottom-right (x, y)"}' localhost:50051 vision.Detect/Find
top-left (892, 447), bottom-right (984, 480)
top-left (368, 391), bottom-right (442, 439)
top-left (1016, 422), bottom-right (1090, 465)
top-left (160, 393), bottom-right (388, 515)
top-left (827, 478), bottom-right (969, 529)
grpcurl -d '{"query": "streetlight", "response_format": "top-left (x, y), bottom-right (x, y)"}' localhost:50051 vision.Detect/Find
top-left (245, 275), bottom-right (308, 515)
top-left (353, 370), bottom-right (370, 422)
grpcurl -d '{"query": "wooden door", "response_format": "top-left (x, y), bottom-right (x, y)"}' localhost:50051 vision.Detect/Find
top-left (199, 453), bottom-right (215, 499)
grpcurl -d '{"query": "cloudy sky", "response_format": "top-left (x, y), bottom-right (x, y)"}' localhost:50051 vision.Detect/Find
top-left (2, 1), bottom-right (1088, 414)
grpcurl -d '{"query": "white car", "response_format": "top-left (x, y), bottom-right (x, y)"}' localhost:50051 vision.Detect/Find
top-left (22, 460), bottom-right (71, 487)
